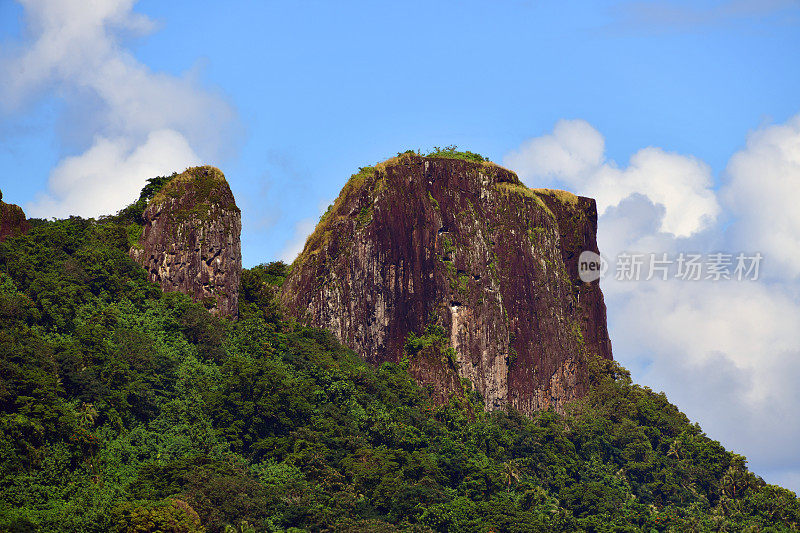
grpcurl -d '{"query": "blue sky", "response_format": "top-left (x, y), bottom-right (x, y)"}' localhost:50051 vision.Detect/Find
top-left (2, 0), bottom-right (800, 491)
top-left (3, 0), bottom-right (800, 265)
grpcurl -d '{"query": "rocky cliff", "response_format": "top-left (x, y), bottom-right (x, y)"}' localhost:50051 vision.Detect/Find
top-left (130, 166), bottom-right (242, 318)
top-left (281, 153), bottom-right (612, 413)
top-left (0, 191), bottom-right (29, 242)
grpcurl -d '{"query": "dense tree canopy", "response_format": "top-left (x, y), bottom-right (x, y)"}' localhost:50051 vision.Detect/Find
top-left (0, 193), bottom-right (798, 532)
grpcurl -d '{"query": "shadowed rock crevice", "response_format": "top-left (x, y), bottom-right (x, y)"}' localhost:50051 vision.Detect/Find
top-left (281, 153), bottom-right (612, 414)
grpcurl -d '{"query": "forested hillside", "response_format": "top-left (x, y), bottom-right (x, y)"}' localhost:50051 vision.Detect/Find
top-left (1, 186), bottom-right (799, 532)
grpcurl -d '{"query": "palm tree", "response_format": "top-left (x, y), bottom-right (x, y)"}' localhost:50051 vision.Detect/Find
top-left (78, 403), bottom-right (98, 428)
top-left (502, 461), bottom-right (520, 490)
top-left (667, 439), bottom-right (684, 461)
top-left (720, 454), bottom-right (751, 500)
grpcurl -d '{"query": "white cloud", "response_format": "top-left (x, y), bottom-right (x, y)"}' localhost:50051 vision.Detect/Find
top-left (503, 114), bottom-right (800, 492)
top-left (503, 119), bottom-right (605, 181)
top-left (278, 218), bottom-right (317, 263)
top-left (1, 0), bottom-right (237, 218)
top-left (632, 339), bottom-right (800, 476)
top-left (504, 119), bottom-right (720, 237)
top-left (723, 114), bottom-right (800, 278)
top-left (28, 129), bottom-right (199, 219)
top-left (611, 280), bottom-right (800, 403)
top-left (277, 197), bottom-right (334, 263)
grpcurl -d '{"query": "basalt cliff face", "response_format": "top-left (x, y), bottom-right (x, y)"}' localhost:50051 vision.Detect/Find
top-left (130, 166), bottom-right (242, 318)
top-left (281, 154), bottom-right (612, 413)
top-left (0, 193), bottom-right (29, 242)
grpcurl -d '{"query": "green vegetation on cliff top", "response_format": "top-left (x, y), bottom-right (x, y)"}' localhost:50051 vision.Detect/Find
top-left (424, 145), bottom-right (489, 163)
top-left (153, 166), bottom-right (240, 225)
top-left (115, 167), bottom-right (240, 239)
top-left (0, 174), bottom-right (798, 532)
top-left (151, 166), bottom-right (229, 205)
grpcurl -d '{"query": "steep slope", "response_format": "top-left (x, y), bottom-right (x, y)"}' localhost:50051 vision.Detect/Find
top-left (281, 153), bottom-right (612, 413)
top-left (2, 168), bottom-right (798, 532)
top-left (130, 166), bottom-right (242, 318)
top-left (0, 191), bottom-right (29, 242)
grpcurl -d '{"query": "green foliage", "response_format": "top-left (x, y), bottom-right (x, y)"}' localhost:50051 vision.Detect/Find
top-left (506, 348), bottom-right (518, 367)
top-left (126, 223), bottom-right (144, 248)
top-left (111, 500), bottom-right (205, 532)
top-left (99, 173), bottom-right (180, 230)
top-left (0, 183), bottom-right (798, 531)
top-left (238, 262), bottom-right (288, 327)
top-left (151, 167), bottom-right (239, 227)
top-left (427, 191), bottom-right (440, 210)
top-left (405, 323), bottom-right (447, 356)
top-left (318, 204), bottom-right (332, 224)
top-left (356, 205), bottom-right (372, 229)
top-left (405, 324), bottom-right (457, 369)
top-left (528, 225), bottom-right (546, 244)
top-left (457, 272), bottom-right (470, 293)
top-left (440, 234), bottom-right (455, 259)
top-left (426, 145), bottom-right (489, 163)
top-left (139, 173), bottom-right (179, 203)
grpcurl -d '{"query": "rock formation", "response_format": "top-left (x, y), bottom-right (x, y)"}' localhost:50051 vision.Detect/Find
top-left (281, 153), bottom-right (612, 413)
top-left (0, 191), bottom-right (30, 242)
top-left (130, 166), bottom-right (242, 318)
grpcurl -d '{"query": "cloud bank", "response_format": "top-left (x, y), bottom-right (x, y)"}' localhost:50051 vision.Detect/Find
top-left (504, 119), bottom-right (720, 237)
top-left (1, 0), bottom-right (237, 218)
top-left (724, 115), bottom-right (800, 279)
top-left (504, 114), bottom-right (800, 492)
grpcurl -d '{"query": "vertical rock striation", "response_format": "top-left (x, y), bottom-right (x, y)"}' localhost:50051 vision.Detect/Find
top-left (281, 153), bottom-right (612, 413)
top-left (130, 166), bottom-right (242, 318)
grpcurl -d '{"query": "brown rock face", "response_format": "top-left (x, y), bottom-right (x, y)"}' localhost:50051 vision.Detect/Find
top-left (281, 154), bottom-right (612, 413)
top-left (0, 193), bottom-right (29, 242)
top-left (130, 166), bottom-right (242, 318)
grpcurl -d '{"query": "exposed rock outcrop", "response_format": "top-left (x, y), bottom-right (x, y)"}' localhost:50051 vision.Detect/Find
top-left (281, 154), bottom-right (612, 413)
top-left (0, 191), bottom-right (30, 242)
top-left (130, 166), bottom-right (242, 318)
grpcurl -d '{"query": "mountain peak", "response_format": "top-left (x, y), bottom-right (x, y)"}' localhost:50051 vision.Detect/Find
top-left (282, 152), bottom-right (611, 412)
top-left (130, 166), bottom-right (242, 318)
